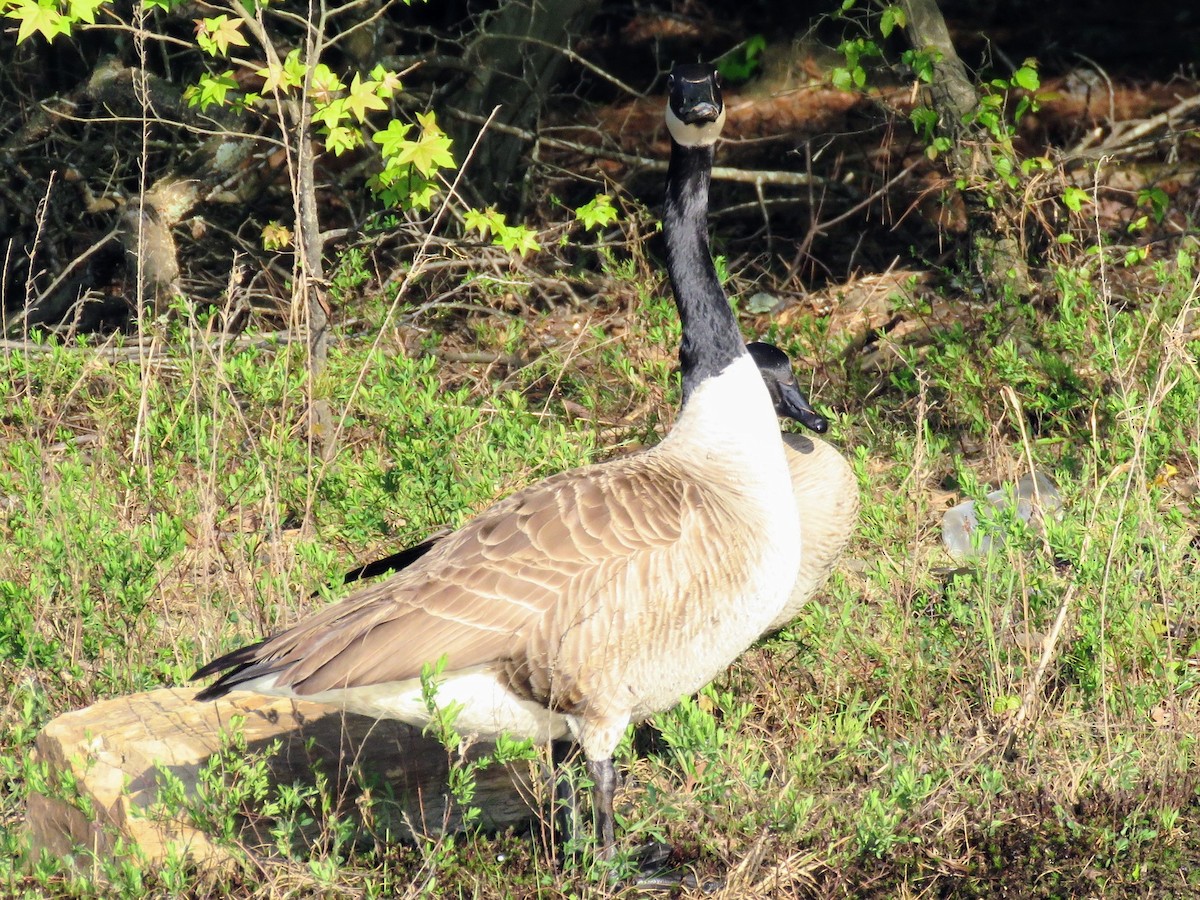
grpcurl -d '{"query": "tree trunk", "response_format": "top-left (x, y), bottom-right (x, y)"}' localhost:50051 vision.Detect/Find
top-left (451, 0), bottom-right (603, 207)
top-left (899, 0), bottom-right (1032, 300)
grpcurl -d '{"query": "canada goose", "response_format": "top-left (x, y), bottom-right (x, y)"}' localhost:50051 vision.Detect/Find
top-left (333, 342), bottom-right (830, 589)
top-left (193, 63), bottom-right (800, 856)
top-left (334, 343), bottom-right (857, 637)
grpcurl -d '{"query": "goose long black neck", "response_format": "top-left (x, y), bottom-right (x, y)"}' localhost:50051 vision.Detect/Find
top-left (664, 137), bottom-right (746, 404)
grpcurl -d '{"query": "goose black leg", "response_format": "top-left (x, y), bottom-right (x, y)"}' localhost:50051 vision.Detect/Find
top-left (586, 757), bottom-right (617, 854)
top-left (588, 756), bottom-right (700, 891)
top-left (550, 744), bottom-right (689, 889)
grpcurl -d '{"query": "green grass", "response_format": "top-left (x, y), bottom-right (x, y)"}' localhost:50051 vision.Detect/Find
top-left (1, 240), bottom-right (1199, 896)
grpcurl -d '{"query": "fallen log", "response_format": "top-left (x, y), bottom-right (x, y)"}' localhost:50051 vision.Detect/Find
top-left (26, 687), bottom-right (539, 868)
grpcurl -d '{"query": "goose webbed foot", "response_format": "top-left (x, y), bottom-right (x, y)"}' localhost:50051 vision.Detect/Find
top-left (588, 756), bottom-right (714, 890)
top-left (604, 840), bottom-right (723, 892)
top-left (550, 746), bottom-right (718, 890)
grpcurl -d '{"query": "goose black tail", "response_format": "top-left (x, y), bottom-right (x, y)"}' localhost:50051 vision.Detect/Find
top-left (191, 639), bottom-right (276, 701)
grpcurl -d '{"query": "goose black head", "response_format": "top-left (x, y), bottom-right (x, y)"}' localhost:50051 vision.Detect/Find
top-left (666, 63), bottom-right (725, 148)
top-left (747, 341), bottom-right (829, 434)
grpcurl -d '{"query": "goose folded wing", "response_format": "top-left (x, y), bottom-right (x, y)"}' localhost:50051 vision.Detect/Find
top-left (200, 463), bottom-right (696, 697)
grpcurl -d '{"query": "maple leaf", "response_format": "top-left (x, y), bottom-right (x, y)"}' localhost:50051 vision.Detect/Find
top-left (258, 48), bottom-right (306, 95)
top-left (186, 71), bottom-right (238, 112)
top-left (463, 207), bottom-right (500, 240)
top-left (371, 119), bottom-right (413, 160)
top-left (370, 65), bottom-right (403, 99)
top-left (260, 221), bottom-right (292, 251)
top-left (256, 62), bottom-right (283, 93)
top-left (406, 180), bottom-right (440, 211)
top-left (323, 124), bottom-right (361, 156)
top-left (8, 0), bottom-right (70, 44)
top-left (311, 97), bottom-right (347, 130)
top-left (495, 224), bottom-right (540, 256)
top-left (308, 63), bottom-right (343, 104)
top-left (345, 73), bottom-right (386, 123)
top-left (197, 14), bottom-right (247, 57)
top-left (575, 194), bottom-right (618, 232)
top-left (397, 111), bottom-right (454, 177)
top-left (67, 0), bottom-right (105, 25)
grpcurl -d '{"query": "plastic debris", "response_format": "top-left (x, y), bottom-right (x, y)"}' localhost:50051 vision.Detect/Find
top-left (941, 471), bottom-right (1062, 561)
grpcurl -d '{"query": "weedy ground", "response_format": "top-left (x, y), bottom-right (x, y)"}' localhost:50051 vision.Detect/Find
top-left (1, 216), bottom-right (1198, 898)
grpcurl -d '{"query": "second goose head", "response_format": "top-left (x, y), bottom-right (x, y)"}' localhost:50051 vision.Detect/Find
top-left (746, 341), bottom-right (828, 434)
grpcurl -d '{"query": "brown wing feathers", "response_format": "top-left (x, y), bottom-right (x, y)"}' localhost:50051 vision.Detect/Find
top-left (195, 457), bottom-right (700, 702)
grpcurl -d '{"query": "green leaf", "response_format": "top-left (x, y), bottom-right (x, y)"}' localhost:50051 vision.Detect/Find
top-left (1137, 186), bottom-right (1169, 223)
top-left (370, 65), bottom-right (403, 99)
top-left (909, 105), bottom-right (937, 134)
top-left (324, 124), bottom-right (361, 156)
top-left (7, 0), bottom-right (70, 43)
top-left (258, 49), bottom-right (306, 94)
top-left (1012, 64), bottom-right (1040, 92)
top-left (396, 111), bottom-right (454, 177)
top-left (186, 71), bottom-right (239, 112)
top-left (901, 48), bottom-right (939, 83)
top-left (463, 207), bottom-right (502, 239)
top-left (404, 179), bottom-right (440, 211)
top-left (1062, 186), bottom-right (1091, 213)
top-left (372, 119), bottom-right (413, 160)
top-left (880, 5), bottom-right (905, 38)
top-left (197, 14), bottom-right (248, 58)
top-left (345, 73), bottom-right (387, 123)
top-left (494, 223), bottom-right (540, 256)
top-left (67, 0), bottom-right (105, 25)
top-left (1124, 246), bottom-right (1148, 266)
top-left (574, 194), bottom-right (618, 232)
top-left (309, 63), bottom-right (344, 103)
top-left (311, 97), bottom-right (347, 130)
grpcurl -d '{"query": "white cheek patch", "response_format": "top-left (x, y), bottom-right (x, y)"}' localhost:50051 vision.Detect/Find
top-left (665, 104), bottom-right (726, 148)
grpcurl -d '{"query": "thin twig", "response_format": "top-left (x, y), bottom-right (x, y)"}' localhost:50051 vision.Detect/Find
top-left (445, 107), bottom-right (824, 188)
top-left (30, 226), bottom-right (122, 313)
top-left (479, 33), bottom-right (646, 99)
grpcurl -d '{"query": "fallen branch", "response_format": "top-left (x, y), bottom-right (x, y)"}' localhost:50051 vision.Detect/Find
top-left (1074, 91), bottom-right (1200, 158)
top-left (446, 108), bottom-right (823, 188)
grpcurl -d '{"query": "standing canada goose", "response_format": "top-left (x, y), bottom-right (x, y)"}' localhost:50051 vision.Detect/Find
top-left (334, 343), bottom-right (857, 637)
top-left (193, 63), bottom-right (800, 855)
